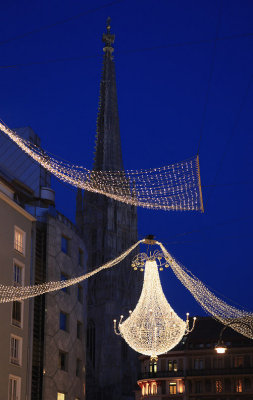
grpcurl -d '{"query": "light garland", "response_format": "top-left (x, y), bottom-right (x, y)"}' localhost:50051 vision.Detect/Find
top-left (113, 252), bottom-right (196, 360)
top-left (0, 121), bottom-right (204, 212)
top-left (160, 243), bottom-right (253, 340)
top-left (0, 240), bottom-right (143, 303)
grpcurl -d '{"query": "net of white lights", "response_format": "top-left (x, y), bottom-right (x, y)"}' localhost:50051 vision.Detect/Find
top-left (0, 240), bottom-right (143, 303)
top-left (114, 256), bottom-right (195, 360)
top-left (0, 121), bottom-right (204, 212)
top-left (160, 243), bottom-right (253, 340)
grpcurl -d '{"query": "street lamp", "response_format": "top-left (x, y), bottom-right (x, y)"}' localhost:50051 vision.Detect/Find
top-left (215, 319), bottom-right (253, 354)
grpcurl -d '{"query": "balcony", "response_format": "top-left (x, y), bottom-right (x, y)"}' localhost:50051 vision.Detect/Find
top-left (138, 370), bottom-right (184, 380)
top-left (186, 367), bottom-right (253, 377)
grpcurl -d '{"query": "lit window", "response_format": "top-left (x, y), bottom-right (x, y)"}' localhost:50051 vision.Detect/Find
top-left (78, 248), bottom-right (83, 266)
top-left (215, 379), bottom-right (223, 393)
top-left (61, 273), bottom-right (70, 294)
top-left (77, 285), bottom-right (83, 303)
top-left (13, 262), bottom-right (24, 286)
top-left (150, 382), bottom-right (157, 395)
top-left (57, 393), bottom-right (65, 400)
top-left (60, 312), bottom-right (69, 331)
top-left (61, 236), bottom-right (69, 254)
top-left (14, 227), bottom-right (25, 255)
top-left (236, 378), bottom-right (243, 393)
top-left (169, 382), bottom-right (177, 394)
top-left (10, 335), bottom-right (22, 366)
top-left (77, 321), bottom-right (82, 340)
top-left (59, 351), bottom-right (67, 371)
top-left (9, 375), bottom-right (21, 400)
top-left (12, 301), bottom-right (22, 327)
top-left (173, 360), bottom-right (178, 371)
top-left (149, 361), bottom-right (157, 373)
top-left (168, 360), bottom-right (173, 371)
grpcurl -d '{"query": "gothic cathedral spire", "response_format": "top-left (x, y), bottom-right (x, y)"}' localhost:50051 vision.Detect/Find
top-left (93, 17), bottom-right (124, 171)
top-left (76, 19), bottom-right (139, 400)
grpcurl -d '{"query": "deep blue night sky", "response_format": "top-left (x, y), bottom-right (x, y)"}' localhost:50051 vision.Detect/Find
top-left (1, 0), bottom-right (253, 318)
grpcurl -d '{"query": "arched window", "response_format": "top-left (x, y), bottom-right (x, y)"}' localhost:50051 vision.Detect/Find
top-left (87, 320), bottom-right (95, 368)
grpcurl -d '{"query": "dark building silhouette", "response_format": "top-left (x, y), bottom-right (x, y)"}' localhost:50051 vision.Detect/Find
top-left (136, 317), bottom-right (253, 399)
top-left (76, 19), bottom-right (140, 400)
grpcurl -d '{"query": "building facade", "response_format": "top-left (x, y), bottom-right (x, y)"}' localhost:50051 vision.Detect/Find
top-left (136, 317), bottom-right (253, 400)
top-left (0, 126), bottom-right (88, 400)
top-left (76, 20), bottom-right (140, 400)
top-left (0, 177), bottom-right (35, 400)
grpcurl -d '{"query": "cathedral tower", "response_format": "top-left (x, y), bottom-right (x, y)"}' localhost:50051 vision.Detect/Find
top-left (76, 19), bottom-right (139, 400)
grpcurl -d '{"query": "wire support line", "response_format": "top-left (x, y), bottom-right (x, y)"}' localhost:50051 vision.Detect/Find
top-left (0, 0), bottom-right (124, 46)
top-left (1, 32), bottom-right (253, 69)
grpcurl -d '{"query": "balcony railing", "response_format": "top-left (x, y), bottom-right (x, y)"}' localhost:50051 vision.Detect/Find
top-left (186, 367), bottom-right (253, 376)
top-left (138, 370), bottom-right (184, 380)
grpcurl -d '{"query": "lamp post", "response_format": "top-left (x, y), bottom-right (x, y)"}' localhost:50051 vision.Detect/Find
top-left (215, 319), bottom-right (253, 354)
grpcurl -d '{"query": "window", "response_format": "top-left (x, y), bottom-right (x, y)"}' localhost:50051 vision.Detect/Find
top-left (236, 378), bottom-right (243, 393)
top-left (9, 375), bottom-right (21, 400)
top-left (60, 273), bottom-right (70, 294)
top-left (194, 359), bottom-right (204, 369)
top-left (150, 382), bottom-right (157, 395)
top-left (244, 377), bottom-right (251, 391)
top-left (57, 393), bottom-right (65, 400)
top-left (13, 262), bottom-right (24, 286)
top-left (168, 360), bottom-right (173, 371)
top-left (235, 355), bottom-right (244, 368)
top-left (78, 248), bottom-right (83, 266)
top-left (77, 285), bottom-right (83, 303)
top-left (215, 379), bottom-right (223, 392)
top-left (169, 382), bottom-right (177, 394)
top-left (76, 358), bottom-right (82, 377)
top-left (14, 227), bottom-right (25, 255)
top-left (12, 301), bottom-right (22, 327)
top-left (59, 350), bottom-right (67, 371)
top-left (87, 320), bottom-right (95, 368)
top-left (173, 360), bottom-right (178, 371)
top-left (60, 312), bottom-right (69, 331)
top-left (10, 335), bottom-right (22, 366)
top-left (149, 361), bottom-right (157, 373)
top-left (77, 321), bottom-right (82, 339)
top-left (61, 236), bottom-right (69, 255)
top-left (195, 381), bottom-right (202, 393)
top-left (205, 379), bottom-right (211, 392)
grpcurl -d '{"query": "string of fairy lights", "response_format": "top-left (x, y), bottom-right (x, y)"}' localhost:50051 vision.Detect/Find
top-left (159, 243), bottom-right (253, 340)
top-left (1, 239), bottom-right (252, 342)
top-left (0, 121), bottom-right (204, 212)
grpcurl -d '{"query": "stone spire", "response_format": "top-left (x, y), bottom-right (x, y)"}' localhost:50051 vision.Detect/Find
top-left (93, 17), bottom-right (124, 171)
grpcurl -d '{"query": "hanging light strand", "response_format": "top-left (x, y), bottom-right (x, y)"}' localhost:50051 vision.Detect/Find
top-left (160, 243), bottom-right (253, 339)
top-left (0, 240), bottom-right (143, 303)
top-left (0, 121), bottom-right (204, 212)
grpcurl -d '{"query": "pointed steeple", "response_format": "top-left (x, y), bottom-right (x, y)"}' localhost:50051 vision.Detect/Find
top-left (93, 18), bottom-right (124, 171)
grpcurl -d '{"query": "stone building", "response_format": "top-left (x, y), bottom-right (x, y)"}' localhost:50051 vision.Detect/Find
top-left (0, 127), bottom-right (87, 400)
top-left (136, 317), bottom-right (253, 400)
top-left (76, 20), bottom-right (140, 400)
top-left (0, 175), bottom-right (35, 400)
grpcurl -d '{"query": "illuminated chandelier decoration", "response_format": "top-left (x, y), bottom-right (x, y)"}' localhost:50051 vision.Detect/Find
top-left (0, 121), bottom-right (204, 212)
top-left (113, 250), bottom-right (196, 360)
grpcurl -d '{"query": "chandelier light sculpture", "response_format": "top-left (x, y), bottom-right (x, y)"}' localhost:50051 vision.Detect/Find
top-left (113, 251), bottom-right (196, 360)
top-left (0, 121), bottom-right (204, 212)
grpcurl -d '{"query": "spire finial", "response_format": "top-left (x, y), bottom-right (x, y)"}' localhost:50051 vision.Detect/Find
top-left (106, 17), bottom-right (111, 33)
top-left (103, 17), bottom-right (115, 52)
